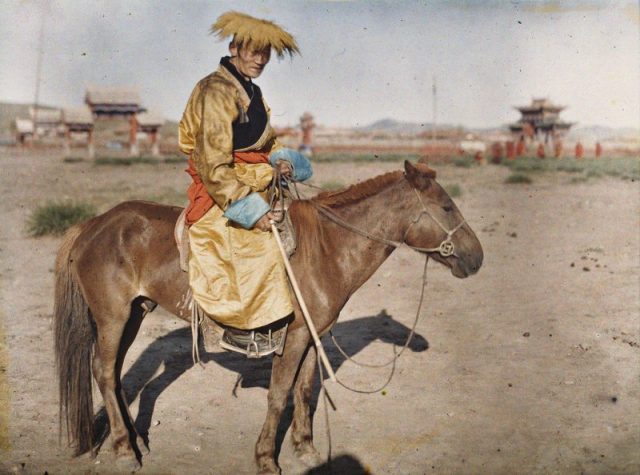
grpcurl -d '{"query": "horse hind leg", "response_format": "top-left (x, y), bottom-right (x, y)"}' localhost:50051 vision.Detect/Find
top-left (116, 300), bottom-right (153, 455)
top-left (291, 345), bottom-right (324, 467)
top-left (91, 301), bottom-right (143, 472)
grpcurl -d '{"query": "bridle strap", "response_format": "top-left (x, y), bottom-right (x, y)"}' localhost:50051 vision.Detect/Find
top-left (311, 202), bottom-right (403, 249)
top-left (307, 186), bottom-right (466, 257)
top-left (403, 188), bottom-right (467, 256)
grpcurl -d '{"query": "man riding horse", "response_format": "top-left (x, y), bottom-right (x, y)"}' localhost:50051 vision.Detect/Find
top-left (179, 11), bottom-right (312, 358)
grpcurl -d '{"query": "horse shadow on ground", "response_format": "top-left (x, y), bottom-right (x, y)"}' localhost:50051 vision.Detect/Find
top-left (93, 309), bottom-right (429, 461)
top-left (304, 453), bottom-right (370, 474)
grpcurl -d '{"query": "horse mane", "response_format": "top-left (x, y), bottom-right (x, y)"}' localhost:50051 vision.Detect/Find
top-left (312, 170), bottom-right (405, 208)
top-left (290, 170), bottom-right (408, 256)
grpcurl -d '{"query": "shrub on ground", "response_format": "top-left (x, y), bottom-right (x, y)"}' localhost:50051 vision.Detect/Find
top-left (453, 157), bottom-right (473, 168)
top-left (63, 157), bottom-right (85, 163)
top-left (505, 173), bottom-right (533, 184)
top-left (501, 157), bottom-right (639, 181)
top-left (27, 202), bottom-right (96, 237)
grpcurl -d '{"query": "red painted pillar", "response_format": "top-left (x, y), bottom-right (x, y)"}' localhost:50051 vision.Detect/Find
top-left (575, 142), bottom-right (584, 159)
top-left (595, 142), bottom-right (602, 158)
top-left (491, 142), bottom-right (503, 163)
top-left (506, 141), bottom-right (515, 160)
top-left (554, 139), bottom-right (563, 158)
top-left (150, 129), bottom-right (159, 157)
top-left (129, 114), bottom-right (139, 156)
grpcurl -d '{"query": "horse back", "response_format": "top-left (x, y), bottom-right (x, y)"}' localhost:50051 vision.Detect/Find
top-left (68, 201), bottom-right (186, 311)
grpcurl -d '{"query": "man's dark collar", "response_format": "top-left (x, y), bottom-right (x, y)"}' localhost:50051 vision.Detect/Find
top-left (220, 56), bottom-right (253, 89)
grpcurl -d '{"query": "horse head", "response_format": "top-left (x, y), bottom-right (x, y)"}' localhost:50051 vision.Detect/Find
top-left (402, 160), bottom-right (483, 278)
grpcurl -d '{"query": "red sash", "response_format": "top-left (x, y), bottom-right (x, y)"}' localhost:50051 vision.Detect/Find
top-left (185, 151), bottom-right (270, 225)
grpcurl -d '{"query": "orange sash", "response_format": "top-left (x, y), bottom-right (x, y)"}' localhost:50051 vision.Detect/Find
top-left (185, 151), bottom-right (270, 225)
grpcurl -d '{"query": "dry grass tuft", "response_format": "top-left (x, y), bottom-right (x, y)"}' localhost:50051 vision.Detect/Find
top-left (27, 201), bottom-right (96, 237)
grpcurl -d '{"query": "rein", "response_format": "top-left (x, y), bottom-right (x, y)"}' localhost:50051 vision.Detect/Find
top-left (329, 255), bottom-right (430, 393)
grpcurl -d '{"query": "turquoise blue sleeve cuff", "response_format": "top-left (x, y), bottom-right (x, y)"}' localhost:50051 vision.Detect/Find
top-left (223, 192), bottom-right (270, 229)
top-left (269, 148), bottom-right (313, 182)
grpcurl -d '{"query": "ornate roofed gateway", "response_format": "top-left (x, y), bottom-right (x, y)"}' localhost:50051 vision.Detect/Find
top-left (85, 86), bottom-right (142, 118)
top-left (509, 98), bottom-right (573, 143)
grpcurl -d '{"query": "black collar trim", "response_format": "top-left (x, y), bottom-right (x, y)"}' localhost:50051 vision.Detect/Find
top-left (220, 56), bottom-right (254, 97)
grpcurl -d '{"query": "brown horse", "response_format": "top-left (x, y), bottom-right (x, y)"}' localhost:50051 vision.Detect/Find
top-left (54, 161), bottom-right (482, 474)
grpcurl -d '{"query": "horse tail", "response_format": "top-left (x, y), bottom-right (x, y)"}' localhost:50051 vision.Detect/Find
top-left (53, 222), bottom-right (95, 455)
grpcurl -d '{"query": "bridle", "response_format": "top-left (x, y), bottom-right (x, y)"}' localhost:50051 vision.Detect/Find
top-left (306, 180), bottom-right (468, 259)
top-left (403, 188), bottom-right (467, 257)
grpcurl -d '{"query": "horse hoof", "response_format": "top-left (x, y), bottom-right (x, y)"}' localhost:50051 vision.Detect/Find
top-left (296, 447), bottom-right (323, 468)
top-left (256, 461), bottom-right (281, 475)
top-left (116, 455), bottom-right (141, 472)
top-left (136, 436), bottom-right (150, 455)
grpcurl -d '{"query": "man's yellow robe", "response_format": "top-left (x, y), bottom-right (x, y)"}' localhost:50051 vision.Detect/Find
top-left (179, 64), bottom-right (293, 330)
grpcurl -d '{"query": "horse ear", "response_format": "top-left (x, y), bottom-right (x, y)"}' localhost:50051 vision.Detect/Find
top-left (404, 160), bottom-right (432, 190)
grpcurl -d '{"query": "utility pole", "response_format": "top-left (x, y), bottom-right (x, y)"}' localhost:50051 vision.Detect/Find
top-left (431, 75), bottom-right (437, 141)
top-left (33, 5), bottom-right (47, 138)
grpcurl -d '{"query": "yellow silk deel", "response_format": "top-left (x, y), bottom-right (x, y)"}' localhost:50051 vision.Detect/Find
top-left (187, 163), bottom-right (293, 329)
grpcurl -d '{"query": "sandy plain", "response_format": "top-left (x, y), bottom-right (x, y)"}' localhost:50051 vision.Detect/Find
top-left (0, 150), bottom-right (638, 474)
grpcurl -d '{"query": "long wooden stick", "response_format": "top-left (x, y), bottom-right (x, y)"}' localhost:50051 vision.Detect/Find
top-left (271, 223), bottom-right (336, 382)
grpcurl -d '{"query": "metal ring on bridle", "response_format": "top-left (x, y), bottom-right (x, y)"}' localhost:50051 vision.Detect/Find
top-left (438, 239), bottom-right (455, 257)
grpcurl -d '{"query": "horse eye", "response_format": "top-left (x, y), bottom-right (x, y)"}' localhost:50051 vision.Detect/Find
top-left (442, 204), bottom-right (453, 213)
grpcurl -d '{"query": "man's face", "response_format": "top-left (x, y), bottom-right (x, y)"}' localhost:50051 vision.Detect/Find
top-left (229, 43), bottom-right (271, 79)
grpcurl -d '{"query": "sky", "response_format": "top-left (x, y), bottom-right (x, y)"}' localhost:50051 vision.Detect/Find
top-left (1, 0), bottom-right (638, 129)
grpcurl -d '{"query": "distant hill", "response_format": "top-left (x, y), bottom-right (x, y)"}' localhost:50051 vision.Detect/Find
top-left (358, 118), bottom-right (460, 134)
top-left (567, 125), bottom-right (639, 143)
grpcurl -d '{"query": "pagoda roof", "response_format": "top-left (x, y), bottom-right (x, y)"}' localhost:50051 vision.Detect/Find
top-left (85, 86), bottom-right (140, 105)
top-left (30, 107), bottom-right (62, 124)
top-left (63, 106), bottom-right (94, 125)
top-left (515, 97), bottom-right (566, 113)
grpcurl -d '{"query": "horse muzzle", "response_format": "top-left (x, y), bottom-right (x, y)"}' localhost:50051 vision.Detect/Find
top-left (432, 242), bottom-right (483, 279)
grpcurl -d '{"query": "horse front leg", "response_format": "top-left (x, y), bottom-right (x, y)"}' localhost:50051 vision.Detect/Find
top-left (291, 345), bottom-right (324, 467)
top-left (255, 328), bottom-right (310, 475)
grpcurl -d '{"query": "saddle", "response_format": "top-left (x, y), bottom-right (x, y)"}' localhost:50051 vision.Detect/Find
top-left (174, 208), bottom-right (190, 272)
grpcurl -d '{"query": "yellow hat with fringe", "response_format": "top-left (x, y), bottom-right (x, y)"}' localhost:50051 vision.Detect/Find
top-left (210, 11), bottom-right (299, 58)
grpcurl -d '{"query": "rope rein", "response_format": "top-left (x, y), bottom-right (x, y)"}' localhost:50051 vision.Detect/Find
top-left (329, 255), bottom-right (430, 392)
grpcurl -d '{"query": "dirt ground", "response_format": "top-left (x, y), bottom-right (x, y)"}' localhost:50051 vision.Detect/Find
top-left (0, 150), bottom-right (638, 474)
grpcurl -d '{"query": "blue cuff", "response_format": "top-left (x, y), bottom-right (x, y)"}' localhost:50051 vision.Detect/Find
top-left (269, 148), bottom-right (313, 182)
top-left (223, 192), bottom-right (270, 229)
